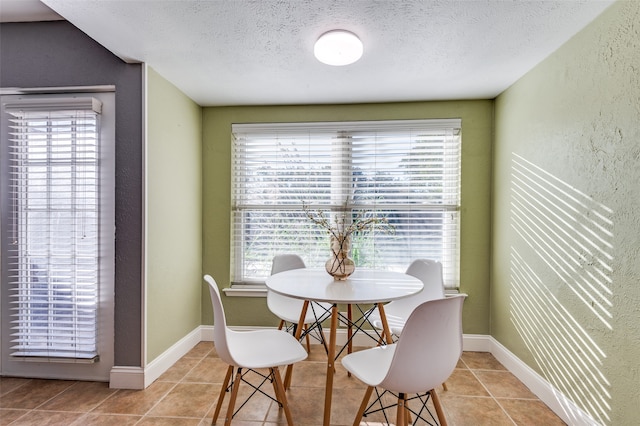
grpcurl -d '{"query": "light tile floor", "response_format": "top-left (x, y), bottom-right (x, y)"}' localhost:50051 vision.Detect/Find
top-left (0, 342), bottom-right (566, 425)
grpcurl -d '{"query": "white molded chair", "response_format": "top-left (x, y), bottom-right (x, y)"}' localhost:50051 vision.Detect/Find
top-left (204, 275), bottom-right (307, 426)
top-left (368, 259), bottom-right (446, 337)
top-left (267, 254), bottom-right (331, 352)
top-left (341, 295), bottom-right (466, 426)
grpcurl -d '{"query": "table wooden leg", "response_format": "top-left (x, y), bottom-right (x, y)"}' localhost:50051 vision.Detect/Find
top-left (346, 303), bottom-right (353, 377)
top-left (396, 392), bottom-right (407, 426)
top-left (376, 302), bottom-right (394, 344)
top-left (323, 304), bottom-right (338, 426)
top-left (285, 299), bottom-right (309, 390)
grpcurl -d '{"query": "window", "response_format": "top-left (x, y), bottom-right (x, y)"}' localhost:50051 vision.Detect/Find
top-left (1, 93), bottom-right (114, 377)
top-left (232, 119), bottom-right (461, 289)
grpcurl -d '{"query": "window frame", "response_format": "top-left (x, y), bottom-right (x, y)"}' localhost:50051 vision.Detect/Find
top-left (0, 90), bottom-right (115, 380)
top-left (231, 119), bottom-right (461, 290)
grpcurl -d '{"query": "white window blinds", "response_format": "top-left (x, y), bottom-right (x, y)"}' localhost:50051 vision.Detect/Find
top-left (4, 98), bottom-right (102, 360)
top-left (232, 119), bottom-right (461, 288)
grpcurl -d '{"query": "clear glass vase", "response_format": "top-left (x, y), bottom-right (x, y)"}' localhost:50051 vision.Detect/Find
top-left (325, 235), bottom-right (355, 280)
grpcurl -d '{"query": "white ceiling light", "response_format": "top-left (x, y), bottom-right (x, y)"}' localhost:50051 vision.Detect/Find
top-left (314, 30), bottom-right (363, 66)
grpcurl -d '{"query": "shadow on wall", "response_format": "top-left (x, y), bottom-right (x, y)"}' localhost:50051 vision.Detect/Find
top-left (509, 153), bottom-right (613, 425)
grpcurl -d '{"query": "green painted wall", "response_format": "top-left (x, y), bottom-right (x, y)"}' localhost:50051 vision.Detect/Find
top-left (492, 2), bottom-right (639, 424)
top-left (202, 101), bottom-right (493, 334)
top-left (146, 67), bottom-right (203, 362)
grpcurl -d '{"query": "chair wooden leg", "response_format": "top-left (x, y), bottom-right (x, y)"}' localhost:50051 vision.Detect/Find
top-left (376, 303), bottom-right (394, 345)
top-left (272, 366), bottom-right (295, 426)
top-left (353, 386), bottom-right (374, 426)
top-left (270, 367), bottom-right (281, 401)
top-left (277, 319), bottom-right (285, 330)
top-left (431, 388), bottom-right (448, 426)
top-left (442, 381), bottom-right (448, 391)
top-left (224, 367), bottom-right (243, 426)
top-left (396, 392), bottom-right (406, 426)
top-left (212, 365), bottom-right (233, 424)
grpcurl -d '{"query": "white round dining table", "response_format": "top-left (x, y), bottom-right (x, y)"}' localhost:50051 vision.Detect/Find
top-left (265, 267), bottom-right (423, 426)
top-left (265, 267), bottom-right (423, 304)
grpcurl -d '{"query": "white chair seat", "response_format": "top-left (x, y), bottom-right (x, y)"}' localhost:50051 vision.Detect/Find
top-left (341, 344), bottom-right (396, 386)
top-left (226, 329), bottom-right (307, 368)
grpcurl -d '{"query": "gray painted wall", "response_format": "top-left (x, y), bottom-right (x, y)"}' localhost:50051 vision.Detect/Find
top-left (0, 21), bottom-right (143, 367)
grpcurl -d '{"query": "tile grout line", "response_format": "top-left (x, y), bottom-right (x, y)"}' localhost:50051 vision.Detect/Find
top-left (20, 380), bottom-right (80, 425)
top-left (462, 359), bottom-right (519, 426)
top-left (133, 379), bottom-right (180, 424)
top-left (136, 346), bottom-right (216, 425)
top-left (178, 345), bottom-right (221, 425)
top-left (0, 388), bottom-right (29, 426)
top-left (197, 346), bottom-right (227, 425)
top-left (4, 379), bottom-right (76, 426)
top-left (75, 381), bottom-right (127, 424)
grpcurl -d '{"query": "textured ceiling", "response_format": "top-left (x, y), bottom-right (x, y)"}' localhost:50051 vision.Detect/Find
top-left (3, 0), bottom-right (615, 106)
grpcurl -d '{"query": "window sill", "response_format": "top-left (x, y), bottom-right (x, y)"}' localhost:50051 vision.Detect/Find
top-left (222, 285), bottom-right (267, 297)
top-left (223, 285), bottom-right (462, 298)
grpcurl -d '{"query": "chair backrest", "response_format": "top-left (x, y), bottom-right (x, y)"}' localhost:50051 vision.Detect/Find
top-left (380, 294), bottom-right (466, 394)
top-left (268, 254), bottom-right (307, 313)
top-left (386, 259), bottom-right (445, 316)
top-left (406, 259), bottom-right (445, 300)
top-left (204, 274), bottom-right (235, 365)
top-left (270, 254), bottom-right (306, 275)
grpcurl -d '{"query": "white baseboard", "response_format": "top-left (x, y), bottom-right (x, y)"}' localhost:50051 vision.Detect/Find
top-left (489, 337), bottom-right (599, 426)
top-left (109, 366), bottom-right (145, 389)
top-left (109, 326), bottom-right (202, 389)
top-left (462, 333), bottom-right (492, 352)
top-left (110, 326), bottom-right (598, 426)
